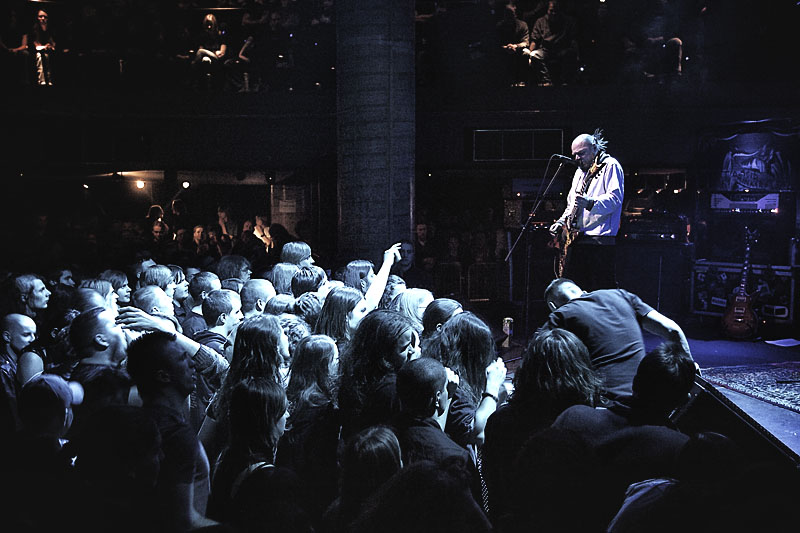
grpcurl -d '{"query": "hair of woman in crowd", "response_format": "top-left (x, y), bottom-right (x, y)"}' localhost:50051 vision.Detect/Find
top-left (208, 377), bottom-right (289, 522)
top-left (337, 309), bottom-right (417, 431)
top-left (281, 241), bottom-right (313, 266)
top-left (343, 259), bottom-right (374, 295)
top-left (435, 311), bottom-right (496, 404)
top-left (286, 334), bottom-right (339, 412)
top-left (210, 314), bottom-right (286, 420)
top-left (314, 286), bottom-right (365, 346)
top-left (511, 327), bottom-right (601, 413)
top-left (421, 297), bottom-right (463, 338)
top-left (99, 269), bottom-right (132, 305)
top-left (270, 262), bottom-right (300, 296)
top-left (78, 278), bottom-right (117, 313)
top-left (333, 425), bottom-right (403, 530)
top-left (388, 287), bottom-right (433, 334)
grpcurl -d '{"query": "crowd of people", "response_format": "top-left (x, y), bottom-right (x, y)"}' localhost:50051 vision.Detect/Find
top-left (0, 0), bottom-right (335, 91)
top-left (2, 195), bottom-right (798, 532)
top-left (5, 0), bottom-right (796, 93)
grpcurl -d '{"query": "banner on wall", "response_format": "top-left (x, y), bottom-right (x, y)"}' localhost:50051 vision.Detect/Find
top-left (699, 123), bottom-right (800, 192)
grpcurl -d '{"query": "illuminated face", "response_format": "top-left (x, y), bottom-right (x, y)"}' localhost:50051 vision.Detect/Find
top-left (223, 297), bottom-right (244, 334)
top-left (346, 298), bottom-right (369, 334)
top-left (105, 287), bottom-right (119, 316)
top-left (97, 309), bottom-right (127, 364)
top-left (37, 10), bottom-right (48, 28)
top-left (28, 279), bottom-right (51, 311)
top-left (571, 138), bottom-right (597, 172)
top-left (174, 276), bottom-right (189, 301)
top-left (164, 281), bottom-right (177, 300)
top-left (398, 243), bottom-right (414, 270)
top-left (58, 270), bottom-right (75, 288)
top-left (193, 226), bottom-right (204, 242)
top-left (328, 343), bottom-right (340, 376)
top-left (4, 316), bottom-right (37, 355)
top-left (116, 282), bottom-right (132, 305)
top-left (165, 345), bottom-right (196, 397)
top-left (152, 223), bottom-right (166, 241)
top-left (277, 406), bottom-right (289, 436)
top-left (392, 328), bottom-right (420, 369)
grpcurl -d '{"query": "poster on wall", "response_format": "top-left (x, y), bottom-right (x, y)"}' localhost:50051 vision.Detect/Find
top-left (699, 124), bottom-right (799, 192)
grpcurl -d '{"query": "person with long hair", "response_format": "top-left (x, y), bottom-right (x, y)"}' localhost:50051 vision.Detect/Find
top-left (482, 327), bottom-right (601, 521)
top-left (388, 287), bottom-right (433, 334)
top-left (423, 311), bottom-right (506, 449)
top-left (323, 426), bottom-right (403, 533)
top-left (281, 241), bottom-right (314, 268)
top-left (200, 314), bottom-right (288, 464)
top-left (207, 377), bottom-right (289, 523)
top-left (99, 270), bottom-right (132, 306)
top-left (337, 309), bottom-right (419, 438)
top-left (270, 262), bottom-right (300, 296)
top-left (79, 278), bottom-right (118, 316)
top-left (315, 243), bottom-right (401, 351)
top-left (313, 286), bottom-right (366, 349)
top-left (277, 334), bottom-right (340, 523)
top-left (421, 297), bottom-right (463, 338)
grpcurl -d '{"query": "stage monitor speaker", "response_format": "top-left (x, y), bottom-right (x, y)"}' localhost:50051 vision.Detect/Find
top-left (670, 376), bottom-right (800, 470)
top-left (617, 241), bottom-right (694, 317)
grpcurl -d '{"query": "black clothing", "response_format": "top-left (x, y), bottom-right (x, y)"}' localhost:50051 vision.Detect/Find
top-left (180, 310), bottom-right (207, 339)
top-left (68, 362), bottom-right (132, 437)
top-left (543, 289), bottom-right (653, 401)
top-left (276, 401), bottom-right (341, 524)
top-left (553, 404), bottom-right (689, 512)
top-left (0, 350), bottom-right (20, 435)
top-left (393, 414), bottom-right (472, 468)
top-left (339, 373), bottom-right (399, 440)
top-left (482, 400), bottom-right (572, 522)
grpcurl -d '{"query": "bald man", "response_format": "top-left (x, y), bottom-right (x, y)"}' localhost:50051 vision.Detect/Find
top-left (1, 314), bottom-right (38, 433)
top-left (550, 130), bottom-right (624, 291)
top-left (240, 279), bottom-right (276, 318)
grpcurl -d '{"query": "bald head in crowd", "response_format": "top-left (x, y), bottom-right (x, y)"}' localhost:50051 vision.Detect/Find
top-left (132, 286), bottom-right (174, 317)
top-left (240, 279), bottom-right (277, 318)
top-left (2, 314), bottom-right (37, 359)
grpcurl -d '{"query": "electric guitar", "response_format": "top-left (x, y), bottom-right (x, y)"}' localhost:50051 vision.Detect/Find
top-left (721, 226), bottom-right (759, 339)
top-left (555, 153), bottom-right (607, 277)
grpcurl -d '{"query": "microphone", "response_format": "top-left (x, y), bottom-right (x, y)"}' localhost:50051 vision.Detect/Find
top-left (552, 154), bottom-right (577, 165)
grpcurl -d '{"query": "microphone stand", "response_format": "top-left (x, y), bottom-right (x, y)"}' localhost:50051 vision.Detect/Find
top-left (505, 156), bottom-right (574, 339)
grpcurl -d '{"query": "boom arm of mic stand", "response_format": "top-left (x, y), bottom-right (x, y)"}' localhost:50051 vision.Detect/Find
top-left (504, 161), bottom-right (569, 263)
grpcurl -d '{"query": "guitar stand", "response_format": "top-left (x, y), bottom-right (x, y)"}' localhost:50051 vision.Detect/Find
top-left (505, 156), bottom-right (574, 339)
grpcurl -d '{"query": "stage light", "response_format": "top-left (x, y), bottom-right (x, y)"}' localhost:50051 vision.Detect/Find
top-left (182, 181), bottom-right (190, 189)
top-left (83, 184), bottom-right (89, 189)
top-left (136, 180), bottom-right (145, 189)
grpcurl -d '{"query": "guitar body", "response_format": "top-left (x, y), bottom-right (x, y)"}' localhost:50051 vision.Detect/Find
top-left (555, 227), bottom-right (578, 277)
top-left (721, 226), bottom-right (759, 340)
top-left (722, 290), bottom-right (758, 339)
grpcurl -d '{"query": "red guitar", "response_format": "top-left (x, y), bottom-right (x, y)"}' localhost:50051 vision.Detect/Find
top-left (721, 227), bottom-right (759, 339)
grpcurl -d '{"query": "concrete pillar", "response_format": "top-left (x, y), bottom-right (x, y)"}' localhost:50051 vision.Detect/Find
top-left (336, 0), bottom-right (415, 263)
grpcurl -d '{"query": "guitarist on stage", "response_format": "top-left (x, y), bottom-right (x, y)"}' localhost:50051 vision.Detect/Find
top-left (549, 130), bottom-right (624, 291)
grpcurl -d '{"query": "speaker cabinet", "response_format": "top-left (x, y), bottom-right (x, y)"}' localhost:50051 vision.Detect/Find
top-left (670, 376), bottom-right (799, 469)
top-left (617, 241), bottom-right (694, 317)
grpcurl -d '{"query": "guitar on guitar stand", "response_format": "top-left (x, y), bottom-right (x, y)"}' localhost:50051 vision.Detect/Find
top-left (554, 153), bottom-right (608, 277)
top-left (722, 226), bottom-right (759, 339)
